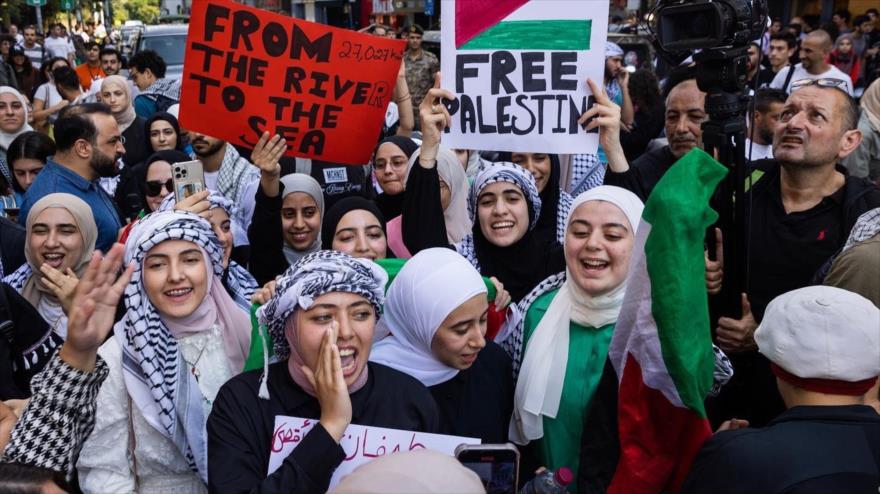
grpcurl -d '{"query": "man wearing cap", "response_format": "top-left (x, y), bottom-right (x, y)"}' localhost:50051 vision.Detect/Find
top-left (682, 286), bottom-right (880, 493)
top-left (568, 42), bottom-right (635, 196)
top-left (403, 24), bottom-right (438, 129)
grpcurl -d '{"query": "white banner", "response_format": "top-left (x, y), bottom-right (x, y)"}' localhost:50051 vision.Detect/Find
top-left (268, 415), bottom-right (480, 489)
top-left (440, 0), bottom-right (609, 154)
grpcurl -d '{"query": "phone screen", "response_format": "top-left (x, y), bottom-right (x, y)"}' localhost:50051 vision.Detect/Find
top-left (458, 451), bottom-right (518, 494)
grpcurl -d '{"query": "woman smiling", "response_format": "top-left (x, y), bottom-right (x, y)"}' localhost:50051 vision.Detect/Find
top-left (77, 211), bottom-right (251, 492)
top-left (505, 186), bottom-right (644, 489)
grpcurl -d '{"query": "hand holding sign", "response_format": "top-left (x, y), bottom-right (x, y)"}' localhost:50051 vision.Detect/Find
top-left (301, 322), bottom-right (351, 442)
top-left (579, 78), bottom-right (628, 173)
top-left (418, 73), bottom-right (456, 169)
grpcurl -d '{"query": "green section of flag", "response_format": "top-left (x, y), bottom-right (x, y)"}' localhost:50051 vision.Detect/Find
top-left (643, 148), bottom-right (727, 416)
top-left (460, 19), bottom-right (591, 51)
top-left (244, 303), bottom-right (273, 373)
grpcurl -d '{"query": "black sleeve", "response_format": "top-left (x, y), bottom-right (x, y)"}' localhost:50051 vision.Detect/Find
top-left (247, 186), bottom-right (290, 286)
top-left (620, 112), bottom-right (663, 163)
top-left (402, 164), bottom-right (453, 254)
top-left (603, 167), bottom-right (649, 203)
top-left (0, 218), bottom-right (26, 275)
top-left (577, 358), bottom-right (620, 494)
top-left (207, 383), bottom-right (345, 494)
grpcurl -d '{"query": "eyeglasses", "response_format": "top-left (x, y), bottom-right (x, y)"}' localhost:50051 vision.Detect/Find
top-left (145, 179), bottom-right (173, 197)
top-left (789, 78), bottom-right (848, 93)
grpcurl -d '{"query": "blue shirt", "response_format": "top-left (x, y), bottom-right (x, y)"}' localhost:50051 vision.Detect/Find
top-left (19, 160), bottom-right (122, 252)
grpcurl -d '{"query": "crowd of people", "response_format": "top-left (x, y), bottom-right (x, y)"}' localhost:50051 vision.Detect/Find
top-left (0, 7), bottom-right (878, 494)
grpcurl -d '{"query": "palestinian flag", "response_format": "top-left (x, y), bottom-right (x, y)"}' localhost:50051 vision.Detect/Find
top-left (607, 149), bottom-right (728, 493)
top-left (454, 0), bottom-right (593, 51)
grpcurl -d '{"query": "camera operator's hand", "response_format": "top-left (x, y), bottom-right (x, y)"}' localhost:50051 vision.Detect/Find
top-left (579, 78), bottom-right (628, 173)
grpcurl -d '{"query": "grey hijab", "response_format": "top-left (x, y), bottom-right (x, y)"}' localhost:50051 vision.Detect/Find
top-left (280, 173), bottom-right (325, 265)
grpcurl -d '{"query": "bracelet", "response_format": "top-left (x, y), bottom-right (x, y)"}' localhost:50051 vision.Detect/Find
top-left (394, 93), bottom-right (411, 104)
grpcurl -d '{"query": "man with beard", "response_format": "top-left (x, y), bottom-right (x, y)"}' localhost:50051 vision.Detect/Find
top-left (18, 103), bottom-right (126, 252)
top-left (745, 88), bottom-right (787, 161)
top-left (746, 42), bottom-right (775, 92)
top-left (603, 70), bottom-right (706, 202)
top-left (770, 30), bottom-right (853, 95)
top-left (707, 79), bottom-right (880, 428)
top-left (189, 131), bottom-right (259, 248)
top-left (403, 25), bottom-right (438, 128)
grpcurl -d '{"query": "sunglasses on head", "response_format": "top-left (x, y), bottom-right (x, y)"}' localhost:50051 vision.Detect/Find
top-left (789, 78), bottom-right (848, 93)
top-left (145, 179), bottom-right (173, 197)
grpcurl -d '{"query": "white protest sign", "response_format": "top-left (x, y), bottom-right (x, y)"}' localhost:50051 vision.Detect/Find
top-left (440, 0), bottom-right (609, 154)
top-left (268, 416), bottom-right (480, 488)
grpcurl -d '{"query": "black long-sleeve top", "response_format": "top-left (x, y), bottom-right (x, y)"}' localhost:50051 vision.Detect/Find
top-left (403, 164), bottom-right (565, 301)
top-left (603, 145), bottom-right (677, 203)
top-left (247, 186), bottom-right (290, 286)
top-left (401, 163), bottom-right (448, 255)
top-left (207, 361), bottom-right (440, 494)
top-left (428, 341), bottom-right (514, 444)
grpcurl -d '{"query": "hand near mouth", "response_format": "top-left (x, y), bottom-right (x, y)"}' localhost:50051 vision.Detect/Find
top-left (40, 264), bottom-right (79, 315)
top-left (302, 322), bottom-right (352, 443)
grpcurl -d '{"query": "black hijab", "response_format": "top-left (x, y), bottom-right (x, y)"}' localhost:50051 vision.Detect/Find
top-left (321, 196), bottom-right (388, 249)
top-left (497, 152), bottom-right (563, 247)
top-left (143, 112), bottom-right (186, 153)
top-left (373, 136), bottom-right (419, 219)
top-left (470, 163), bottom-right (564, 302)
top-left (138, 149), bottom-right (193, 211)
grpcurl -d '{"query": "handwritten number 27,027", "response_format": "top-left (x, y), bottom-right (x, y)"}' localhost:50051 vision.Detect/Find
top-left (338, 41), bottom-right (400, 63)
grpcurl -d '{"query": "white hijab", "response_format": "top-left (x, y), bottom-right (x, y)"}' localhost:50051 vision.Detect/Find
top-left (370, 248), bottom-right (487, 386)
top-left (0, 86), bottom-right (33, 150)
top-left (510, 186), bottom-right (644, 444)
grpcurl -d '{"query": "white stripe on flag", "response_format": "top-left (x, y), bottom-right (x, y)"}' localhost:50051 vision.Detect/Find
top-left (609, 221), bottom-right (685, 408)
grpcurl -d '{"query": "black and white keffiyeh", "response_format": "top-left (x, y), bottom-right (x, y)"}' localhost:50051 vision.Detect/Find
top-left (159, 191), bottom-right (257, 309)
top-left (117, 211), bottom-right (227, 481)
top-left (466, 162), bottom-right (542, 227)
top-left (257, 250), bottom-right (388, 361)
top-left (456, 162), bottom-right (543, 271)
top-left (216, 145), bottom-right (260, 208)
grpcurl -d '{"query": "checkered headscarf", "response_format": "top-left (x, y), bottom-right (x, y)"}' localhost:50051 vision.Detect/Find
top-left (468, 162), bottom-right (542, 230)
top-left (257, 250), bottom-right (387, 360)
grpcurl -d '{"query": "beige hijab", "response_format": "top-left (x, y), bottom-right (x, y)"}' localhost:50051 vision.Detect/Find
top-left (862, 79), bottom-right (880, 132)
top-left (101, 75), bottom-right (137, 132)
top-left (22, 193), bottom-right (98, 307)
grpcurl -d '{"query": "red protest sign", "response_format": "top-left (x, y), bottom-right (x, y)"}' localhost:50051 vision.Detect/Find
top-left (180, 0), bottom-right (406, 165)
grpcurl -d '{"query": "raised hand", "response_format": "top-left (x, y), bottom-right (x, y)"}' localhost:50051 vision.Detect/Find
top-left (59, 244), bottom-right (134, 372)
top-left (251, 132), bottom-right (286, 178)
top-left (578, 78), bottom-right (623, 152)
top-left (39, 265), bottom-right (79, 315)
top-left (251, 132), bottom-right (286, 198)
top-left (301, 322), bottom-right (352, 443)
top-left (418, 72), bottom-right (456, 168)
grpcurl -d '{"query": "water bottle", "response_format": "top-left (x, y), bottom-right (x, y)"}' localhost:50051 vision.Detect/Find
top-left (519, 466), bottom-right (573, 493)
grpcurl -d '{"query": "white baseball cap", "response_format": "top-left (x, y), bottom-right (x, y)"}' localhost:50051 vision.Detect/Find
top-left (756, 286), bottom-right (880, 394)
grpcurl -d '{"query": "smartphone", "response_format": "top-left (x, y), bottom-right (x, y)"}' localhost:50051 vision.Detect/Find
top-left (171, 160), bottom-right (206, 203)
top-left (455, 443), bottom-right (520, 494)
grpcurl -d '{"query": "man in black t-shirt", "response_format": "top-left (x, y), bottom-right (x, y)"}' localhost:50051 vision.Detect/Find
top-left (708, 79), bottom-right (880, 427)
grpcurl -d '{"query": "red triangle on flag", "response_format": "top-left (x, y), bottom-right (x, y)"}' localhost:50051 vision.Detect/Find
top-left (455, 0), bottom-right (529, 48)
